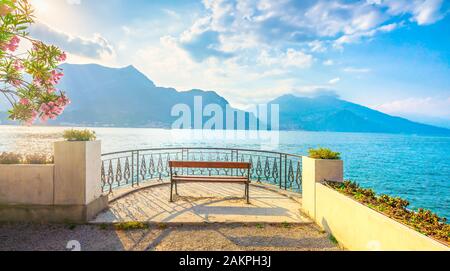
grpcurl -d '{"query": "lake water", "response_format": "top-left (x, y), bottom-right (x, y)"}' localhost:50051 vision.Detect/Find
top-left (1, 125), bottom-right (449, 220)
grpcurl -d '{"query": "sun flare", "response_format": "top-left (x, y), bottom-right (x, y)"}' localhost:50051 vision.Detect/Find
top-left (29, 0), bottom-right (49, 14)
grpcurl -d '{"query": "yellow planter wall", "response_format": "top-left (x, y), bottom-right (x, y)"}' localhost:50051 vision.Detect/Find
top-left (315, 183), bottom-right (449, 251)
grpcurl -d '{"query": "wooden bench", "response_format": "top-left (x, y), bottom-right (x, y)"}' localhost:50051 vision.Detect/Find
top-left (169, 161), bottom-right (252, 204)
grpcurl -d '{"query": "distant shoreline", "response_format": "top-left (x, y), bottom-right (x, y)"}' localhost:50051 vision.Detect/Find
top-left (1, 124), bottom-right (450, 138)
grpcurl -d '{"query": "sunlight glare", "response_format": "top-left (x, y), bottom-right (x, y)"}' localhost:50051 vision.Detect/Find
top-left (30, 0), bottom-right (49, 14)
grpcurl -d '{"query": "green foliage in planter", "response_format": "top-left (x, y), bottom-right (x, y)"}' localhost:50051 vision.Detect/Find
top-left (0, 152), bottom-right (53, 164)
top-left (0, 152), bottom-right (22, 164)
top-left (24, 153), bottom-right (53, 164)
top-left (308, 148), bottom-right (341, 160)
top-left (327, 181), bottom-right (450, 245)
top-left (63, 129), bottom-right (96, 142)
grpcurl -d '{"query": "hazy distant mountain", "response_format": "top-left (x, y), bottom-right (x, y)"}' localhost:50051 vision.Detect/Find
top-left (0, 63), bottom-right (449, 136)
top-left (269, 94), bottom-right (450, 135)
top-left (52, 63), bottom-right (247, 128)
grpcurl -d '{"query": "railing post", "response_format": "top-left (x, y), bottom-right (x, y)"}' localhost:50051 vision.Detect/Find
top-left (136, 150), bottom-right (140, 186)
top-left (279, 154), bottom-right (282, 189)
top-left (284, 154), bottom-right (288, 190)
top-left (131, 151), bottom-right (135, 187)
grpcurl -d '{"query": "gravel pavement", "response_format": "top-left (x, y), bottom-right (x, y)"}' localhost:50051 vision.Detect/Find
top-left (0, 223), bottom-right (342, 251)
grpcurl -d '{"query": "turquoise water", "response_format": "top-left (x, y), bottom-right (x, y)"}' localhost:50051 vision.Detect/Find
top-left (1, 126), bottom-right (449, 219)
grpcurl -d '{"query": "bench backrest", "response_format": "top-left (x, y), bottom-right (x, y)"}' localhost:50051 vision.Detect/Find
top-left (169, 161), bottom-right (251, 169)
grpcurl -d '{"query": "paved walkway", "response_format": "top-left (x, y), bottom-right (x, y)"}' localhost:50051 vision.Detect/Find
top-left (92, 183), bottom-right (311, 224)
top-left (0, 223), bottom-right (341, 251)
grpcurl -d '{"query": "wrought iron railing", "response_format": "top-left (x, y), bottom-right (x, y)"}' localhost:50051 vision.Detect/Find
top-left (101, 148), bottom-right (302, 194)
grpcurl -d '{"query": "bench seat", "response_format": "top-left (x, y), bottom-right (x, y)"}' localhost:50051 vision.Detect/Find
top-left (172, 175), bottom-right (250, 183)
top-left (169, 161), bottom-right (252, 204)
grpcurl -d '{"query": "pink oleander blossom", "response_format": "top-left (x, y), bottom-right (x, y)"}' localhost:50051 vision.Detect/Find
top-left (13, 60), bottom-right (24, 71)
top-left (25, 111), bottom-right (38, 126)
top-left (4, 36), bottom-right (20, 52)
top-left (38, 95), bottom-right (70, 123)
top-left (47, 70), bottom-right (64, 85)
top-left (58, 52), bottom-right (67, 62)
top-left (19, 98), bottom-right (30, 105)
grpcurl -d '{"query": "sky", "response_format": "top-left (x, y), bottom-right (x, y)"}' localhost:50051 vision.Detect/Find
top-left (26, 0), bottom-right (450, 125)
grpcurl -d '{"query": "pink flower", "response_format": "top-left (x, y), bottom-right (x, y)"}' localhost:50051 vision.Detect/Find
top-left (25, 111), bottom-right (38, 126)
top-left (47, 70), bottom-right (64, 85)
top-left (13, 60), bottom-right (24, 71)
top-left (38, 96), bottom-right (70, 123)
top-left (19, 98), bottom-right (30, 106)
top-left (0, 4), bottom-right (13, 17)
top-left (58, 52), bottom-right (67, 62)
top-left (5, 36), bottom-right (20, 52)
top-left (33, 77), bottom-right (42, 86)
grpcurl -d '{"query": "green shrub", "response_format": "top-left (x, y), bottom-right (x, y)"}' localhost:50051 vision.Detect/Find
top-left (63, 129), bottom-right (97, 142)
top-left (308, 148), bottom-right (341, 160)
top-left (0, 152), bottom-right (54, 165)
top-left (0, 152), bottom-right (23, 164)
top-left (327, 181), bottom-right (450, 245)
top-left (24, 153), bottom-right (53, 164)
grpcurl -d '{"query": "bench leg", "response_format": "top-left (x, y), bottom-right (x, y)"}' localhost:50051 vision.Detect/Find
top-left (175, 181), bottom-right (179, 195)
top-left (246, 183), bottom-right (250, 204)
top-left (169, 181), bottom-right (174, 203)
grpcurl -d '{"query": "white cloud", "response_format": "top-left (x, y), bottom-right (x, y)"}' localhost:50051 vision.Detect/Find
top-left (258, 49), bottom-right (314, 69)
top-left (374, 0), bottom-right (445, 25)
top-left (308, 40), bottom-right (327, 53)
top-left (132, 36), bottom-right (297, 107)
top-left (29, 22), bottom-right (114, 59)
top-left (66, 0), bottom-right (81, 4)
top-left (334, 23), bottom-right (399, 48)
top-left (178, 0), bottom-right (446, 61)
top-left (373, 96), bottom-right (450, 118)
top-left (284, 49), bottom-right (314, 68)
top-left (162, 9), bottom-right (181, 19)
top-left (323, 59), bottom-right (334, 66)
top-left (343, 67), bottom-right (372, 73)
top-left (328, 77), bottom-right (341, 84)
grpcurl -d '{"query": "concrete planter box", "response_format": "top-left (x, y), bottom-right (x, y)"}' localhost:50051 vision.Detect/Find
top-left (54, 140), bottom-right (103, 206)
top-left (0, 140), bottom-right (108, 223)
top-left (0, 164), bottom-right (55, 205)
top-left (302, 156), bottom-right (343, 219)
top-left (315, 183), bottom-right (449, 251)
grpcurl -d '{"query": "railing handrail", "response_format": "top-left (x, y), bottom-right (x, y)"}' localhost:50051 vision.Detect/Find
top-left (102, 147), bottom-right (304, 159)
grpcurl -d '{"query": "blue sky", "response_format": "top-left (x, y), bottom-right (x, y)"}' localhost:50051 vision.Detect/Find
top-left (27, 0), bottom-right (450, 125)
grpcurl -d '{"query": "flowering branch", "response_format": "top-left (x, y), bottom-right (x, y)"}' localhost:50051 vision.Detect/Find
top-left (0, 0), bottom-right (70, 125)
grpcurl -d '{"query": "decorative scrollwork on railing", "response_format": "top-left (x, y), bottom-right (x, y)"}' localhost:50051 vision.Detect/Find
top-left (101, 148), bottom-right (302, 194)
top-left (124, 157), bottom-right (131, 183)
top-left (115, 158), bottom-right (122, 186)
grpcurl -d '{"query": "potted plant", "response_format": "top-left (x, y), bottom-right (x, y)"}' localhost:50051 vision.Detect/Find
top-left (302, 147), bottom-right (344, 218)
top-left (303, 147), bottom-right (343, 183)
top-left (308, 147), bottom-right (341, 160)
top-left (53, 129), bottom-right (104, 208)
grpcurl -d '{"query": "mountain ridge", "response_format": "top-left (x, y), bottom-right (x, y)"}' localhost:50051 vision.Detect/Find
top-left (0, 63), bottom-right (449, 136)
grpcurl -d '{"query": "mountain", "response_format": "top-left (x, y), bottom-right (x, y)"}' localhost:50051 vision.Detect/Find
top-left (269, 94), bottom-right (450, 135)
top-left (51, 63), bottom-right (246, 128)
top-left (0, 63), bottom-right (449, 136)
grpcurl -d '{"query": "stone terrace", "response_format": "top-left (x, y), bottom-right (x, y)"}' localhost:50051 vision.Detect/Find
top-left (92, 183), bottom-right (311, 224)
